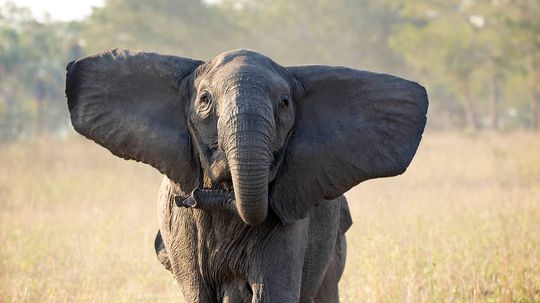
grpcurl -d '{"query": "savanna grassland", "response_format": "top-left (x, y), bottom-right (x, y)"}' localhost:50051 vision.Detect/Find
top-left (1, 132), bottom-right (539, 303)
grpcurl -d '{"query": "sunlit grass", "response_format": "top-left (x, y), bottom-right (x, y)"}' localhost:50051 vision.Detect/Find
top-left (0, 137), bottom-right (180, 302)
top-left (341, 132), bottom-right (540, 303)
top-left (1, 132), bottom-right (539, 302)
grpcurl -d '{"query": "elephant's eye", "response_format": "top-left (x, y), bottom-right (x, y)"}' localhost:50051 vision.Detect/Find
top-left (199, 91), bottom-right (213, 105)
top-left (280, 96), bottom-right (289, 109)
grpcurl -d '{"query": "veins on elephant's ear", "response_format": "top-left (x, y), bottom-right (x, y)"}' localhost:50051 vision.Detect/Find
top-left (176, 72), bottom-right (196, 106)
top-left (290, 76), bottom-right (307, 101)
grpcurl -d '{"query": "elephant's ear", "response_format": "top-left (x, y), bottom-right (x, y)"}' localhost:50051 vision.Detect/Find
top-left (66, 49), bottom-right (203, 187)
top-left (270, 65), bottom-right (428, 224)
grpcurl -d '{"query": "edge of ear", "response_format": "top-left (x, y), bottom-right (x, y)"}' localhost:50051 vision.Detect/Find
top-left (66, 48), bottom-right (203, 187)
top-left (270, 65), bottom-right (428, 224)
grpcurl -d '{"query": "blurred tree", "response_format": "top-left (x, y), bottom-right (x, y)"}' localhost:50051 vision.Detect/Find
top-left (469, 0), bottom-right (509, 130)
top-left (0, 3), bottom-right (35, 139)
top-left (218, 0), bottom-right (404, 72)
top-left (386, 1), bottom-right (488, 130)
top-left (502, 0), bottom-right (540, 129)
top-left (82, 0), bottom-right (235, 59)
top-left (0, 2), bottom-right (81, 139)
top-left (385, 0), bottom-right (539, 130)
top-left (1, 0), bottom-right (538, 139)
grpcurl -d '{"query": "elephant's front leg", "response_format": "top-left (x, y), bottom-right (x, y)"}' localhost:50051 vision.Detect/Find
top-left (157, 180), bottom-right (214, 302)
top-left (248, 218), bottom-right (309, 303)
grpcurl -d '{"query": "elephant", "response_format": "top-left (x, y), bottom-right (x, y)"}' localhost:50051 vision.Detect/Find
top-left (65, 48), bottom-right (427, 302)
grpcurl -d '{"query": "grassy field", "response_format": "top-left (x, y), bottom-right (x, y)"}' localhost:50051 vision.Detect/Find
top-left (1, 132), bottom-right (539, 302)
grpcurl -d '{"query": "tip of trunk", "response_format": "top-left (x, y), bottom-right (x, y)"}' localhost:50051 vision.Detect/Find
top-left (239, 206), bottom-right (268, 226)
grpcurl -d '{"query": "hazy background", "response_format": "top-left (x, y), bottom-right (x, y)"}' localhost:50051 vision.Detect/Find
top-left (1, 0), bottom-right (539, 302)
top-left (1, 0), bottom-right (539, 137)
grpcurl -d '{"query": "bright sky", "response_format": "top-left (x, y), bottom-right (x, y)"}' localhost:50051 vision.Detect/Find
top-left (1, 0), bottom-right (105, 21)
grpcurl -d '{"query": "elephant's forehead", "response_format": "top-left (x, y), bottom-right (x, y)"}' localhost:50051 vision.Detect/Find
top-left (209, 50), bottom-right (278, 78)
top-left (212, 49), bottom-right (273, 68)
top-left (201, 50), bottom-right (288, 91)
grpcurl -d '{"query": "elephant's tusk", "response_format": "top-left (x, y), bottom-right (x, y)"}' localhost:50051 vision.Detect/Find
top-left (174, 188), bottom-right (236, 211)
top-left (176, 194), bottom-right (198, 208)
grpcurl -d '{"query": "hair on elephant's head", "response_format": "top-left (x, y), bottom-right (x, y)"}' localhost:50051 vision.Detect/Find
top-left (66, 48), bottom-right (428, 226)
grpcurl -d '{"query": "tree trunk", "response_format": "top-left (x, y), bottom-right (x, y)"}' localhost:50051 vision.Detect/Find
top-left (35, 80), bottom-right (46, 136)
top-left (488, 72), bottom-right (499, 130)
top-left (462, 81), bottom-right (479, 131)
top-left (528, 53), bottom-right (539, 130)
top-left (532, 92), bottom-right (539, 130)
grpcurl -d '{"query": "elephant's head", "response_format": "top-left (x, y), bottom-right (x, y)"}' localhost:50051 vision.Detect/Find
top-left (66, 49), bottom-right (427, 226)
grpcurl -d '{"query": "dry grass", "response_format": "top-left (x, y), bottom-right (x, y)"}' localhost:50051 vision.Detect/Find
top-left (341, 132), bottom-right (540, 303)
top-left (1, 132), bottom-right (539, 302)
top-left (0, 137), bottom-right (178, 302)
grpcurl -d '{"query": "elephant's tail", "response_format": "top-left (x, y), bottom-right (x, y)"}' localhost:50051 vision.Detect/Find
top-left (154, 230), bottom-right (172, 272)
top-left (338, 196), bottom-right (352, 234)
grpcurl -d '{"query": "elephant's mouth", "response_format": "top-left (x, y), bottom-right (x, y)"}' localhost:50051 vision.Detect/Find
top-left (174, 147), bottom-right (286, 212)
top-left (175, 161), bottom-right (236, 210)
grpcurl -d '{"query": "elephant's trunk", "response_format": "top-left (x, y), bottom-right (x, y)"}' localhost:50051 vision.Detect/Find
top-left (222, 101), bottom-right (274, 226)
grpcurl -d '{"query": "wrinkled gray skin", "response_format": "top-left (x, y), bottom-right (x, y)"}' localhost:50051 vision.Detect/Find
top-left (66, 49), bottom-right (428, 302)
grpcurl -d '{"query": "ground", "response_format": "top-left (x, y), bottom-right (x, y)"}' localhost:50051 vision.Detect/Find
top-left (1, 132), bottom-right (539, 302)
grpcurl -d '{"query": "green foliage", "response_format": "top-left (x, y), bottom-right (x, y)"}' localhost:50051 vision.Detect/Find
top-left (218, 0), bottom-right (395, 68)
top-left (0, 0), bottom-right (539, 139)
top-left (0, 3), bottom-right (82, 139)
top-left (386, 0), bottom-right (539, 130)
top-left (82, 0), bottom-right (234, 57)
